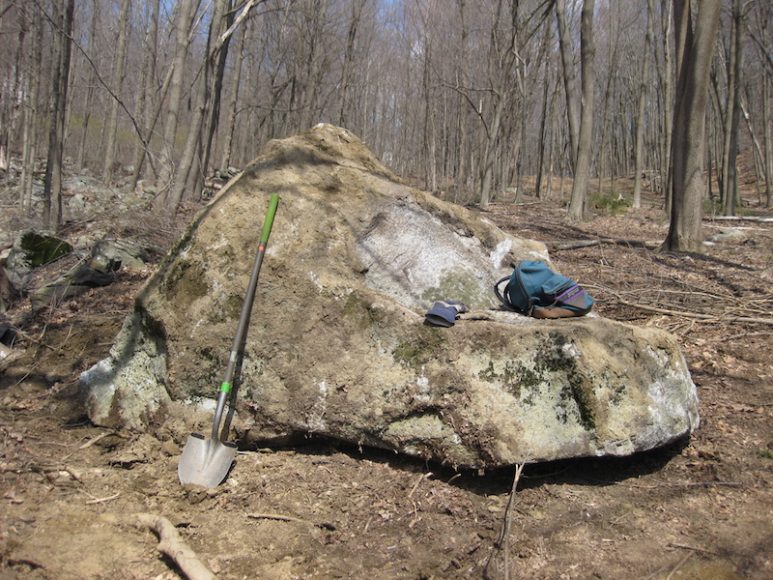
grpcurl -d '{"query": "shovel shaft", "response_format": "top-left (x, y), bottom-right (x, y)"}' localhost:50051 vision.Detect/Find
top-left (211, 194), bottom-right (279, 441)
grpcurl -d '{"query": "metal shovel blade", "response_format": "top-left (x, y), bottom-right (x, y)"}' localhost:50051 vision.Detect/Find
top-left (178, 432), bottom-right (238, 488)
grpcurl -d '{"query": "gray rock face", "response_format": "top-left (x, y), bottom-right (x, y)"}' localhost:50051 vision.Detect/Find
top-left (80, 124), bottom-right (698, 468)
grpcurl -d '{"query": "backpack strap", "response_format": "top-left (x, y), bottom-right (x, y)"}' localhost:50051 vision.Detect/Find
top-left (494, 276), bottom-right (517, 311)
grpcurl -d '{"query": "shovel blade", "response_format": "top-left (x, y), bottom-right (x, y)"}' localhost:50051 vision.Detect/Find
top-left (178, 432), bottom-right (238, 488)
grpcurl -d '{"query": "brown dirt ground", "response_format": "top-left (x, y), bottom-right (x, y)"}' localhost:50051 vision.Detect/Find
top-left (1, 186), bottom-right (771, 580)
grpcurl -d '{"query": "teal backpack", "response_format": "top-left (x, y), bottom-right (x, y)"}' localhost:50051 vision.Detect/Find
top-left (494, 260), bottom-right (594, 318)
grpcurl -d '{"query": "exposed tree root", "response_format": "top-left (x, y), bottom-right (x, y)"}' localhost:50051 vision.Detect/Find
top-left (133, 513), bottom-right (215, 580)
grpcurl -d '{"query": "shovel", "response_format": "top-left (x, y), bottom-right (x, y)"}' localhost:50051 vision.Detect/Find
top-left (178, 194), bottom-right (280, 488)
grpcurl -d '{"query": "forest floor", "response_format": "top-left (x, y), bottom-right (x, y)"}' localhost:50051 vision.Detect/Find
top-left (0, 178), bottom-right (771, 579)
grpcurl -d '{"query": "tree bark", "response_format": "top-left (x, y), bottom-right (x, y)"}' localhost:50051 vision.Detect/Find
top-left (338, 0), bottom-right (364, 128)
top-left (131, 0), bottom-right (160, 186)
top-left (721, 0), bottom-right (743, 216)
top-left (763, 71), bottom-right (772, 207)
top-left (76, 0), bottom-right (99, 170)
top-left (567, 0), bottom-right (595, 220)
top-left (42, 0), bottom-right (75, 230)
top-left (663, 0), bottom-right (722, 252)
top-left (163, 0), bottom-right (258, 212)
top-left (555, 0), bottom-right (579, 167)
top-left (658, 0), bottom-right (674, 214)
top-left (156, 0), bottom-right (195, 192)
top-left (101, 0), bottom-right (132, 183)
top-left (633, 0), bottom-right (655, 209)
top-left (20, 4), bottom-right (42, 216)
top-left (220, 22), bottom-right (246, 170)
top-left (201, 0), bottom-right (236, 189)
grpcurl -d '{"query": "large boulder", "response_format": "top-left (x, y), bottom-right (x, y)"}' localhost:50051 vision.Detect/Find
top-left (80, 124), bottom-right (698, 468)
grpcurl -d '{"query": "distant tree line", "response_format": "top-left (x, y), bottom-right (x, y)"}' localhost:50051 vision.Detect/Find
top-left (0, 0), bottom-right (769, 251)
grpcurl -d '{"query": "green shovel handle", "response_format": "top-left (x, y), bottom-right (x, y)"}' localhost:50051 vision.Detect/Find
top-left (260, 194), bottom-right (280, 245)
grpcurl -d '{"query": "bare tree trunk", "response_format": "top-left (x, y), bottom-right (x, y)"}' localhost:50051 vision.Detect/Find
top-left (163, 0), bottom-right (257, 212)
top-left (43, 0), bottom-right (75, 230)
top-left (568, 0), bottom-right (595, 220)
top-left (220, 22), bottom-right (246, 170)
top-left (764, 73), bottom-right (772, 207)
top-left (535, 58), bottom-right (550, 199)
top-left (659, 0), bottom-right (674, 214)
top-left (20, 5), bottom-right (42, 216)
top-left (422, 1), bottom-right (437, 192)
top-left (101, 0), bottom-right (132, 183)
top-left (338, 0), bottom-right (364, 127)
top-left (721, 0), bottom-right (743, 216)
top-left (595, 3), bottom-right (619, 199)
top-left (157, 0), bottom-right (195, 192)
top-left (1, 4), bottom-right (26, 177)
top-left (480, 95), bottom-right (505, 209)
top-left (664, 0), bottom-right (721, 252)
top-left (739, 94), bottom-right (765, 202)
top-left (535, 19), bottom-right (553, 199)
top-left (131, 0), bottom-right (160, 185)
top-left (76, 0), bottom-right (99, 170)
top-left (555, 0), bottom-right (580, 167)
top-left (633, 0), bottom-right (655, 209)
top-left (454, 0), bottom-right (469, 193)
top-left (201, 0), bottom-right (235, 187)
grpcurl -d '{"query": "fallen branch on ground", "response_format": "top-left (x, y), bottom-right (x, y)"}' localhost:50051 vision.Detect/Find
top-left (85, 492), bottom-right (121, 505)
top-left (594, 286), bottom-right (773, 326)
top-left (667, 542), bottom-right (718, 556)
top-left (484, 462), bottom-right (526, 580)
top-left (247, 512), bottom-right (310, 525)
top-left (546, 238), bottom-right (660, 251)
top-left (705, 215), bottom-right (773, 223)
top-left (133, 513), bottom-right (215, 580)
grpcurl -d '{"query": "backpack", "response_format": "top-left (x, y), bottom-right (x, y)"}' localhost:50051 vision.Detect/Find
top-left (494, 260), bottom-right (594, 318)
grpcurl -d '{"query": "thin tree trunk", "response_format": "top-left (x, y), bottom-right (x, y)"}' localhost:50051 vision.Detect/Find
top-left (220, 23), bottom-right (246, 170)
top-left (555, 0), bottom-right (579, 167)
top-left (131, 0), bottom-right (160, 186)
top-left (633, 0), bottom-right (655, 209)
top-left (76, 0), bottom-right (99, 170)
top-left (338, 0), bottom-right (364, 127)
top-left (102, 0), bottom-right (132, 183)
top-left (201, 0), bottom-right (235, 189)
top-left (739, 93), bottom-right (764, 202)
top-left (480, 95), bottom-right (505, 209)
top-left (660, 0), bottom-right (674, 215)
top-left (1, 5), bottom-right (27, 177)
top-left (454, 0), bottom-right (469, 192)
top-left (764, 74), bottom-right (772, 207)
top-left (422, 1), bottom-right (436, 192)
top-left (163, 0), bottom-right (257, 211)
top-left (42, 0), bottom-right (75, 229)
top-left (535, 20), bottom-right (553, 199)
top-left (722, 0), bottom-right (743, 216)
top-left (157, 0), bottom-right (195, 192)
top-left (20, 5), bottom-right (42, 216)
top-left (568, 0), bottom-right (595, 220)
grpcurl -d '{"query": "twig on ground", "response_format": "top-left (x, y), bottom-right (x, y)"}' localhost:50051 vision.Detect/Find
top-left (592, 285), bottom-right (773, 326)
top-left (667, 542), bottom-right (718, 556)
top-left (547, 238), bottom-right (659, 251)
top-left (85, 492), bottom-right (120, 505)
top-left (61, 431), bottom-right (119, 461)
top-left (78, 431), bottom-right (116, 450)
top-left (133, 512), bottom-right (215, 580)
top-left (665, 552), bottom-right (694, 580)
top-left (484, 462), bottom-right (526, 580)
top-left (408, 472), bottom-right (432, 498)
top-left (627, 480), bottom-right (741, 490)
top-left (247, 512), bottom-right (310, 525)
top-left (706, 215), bottom-right (773, 223)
